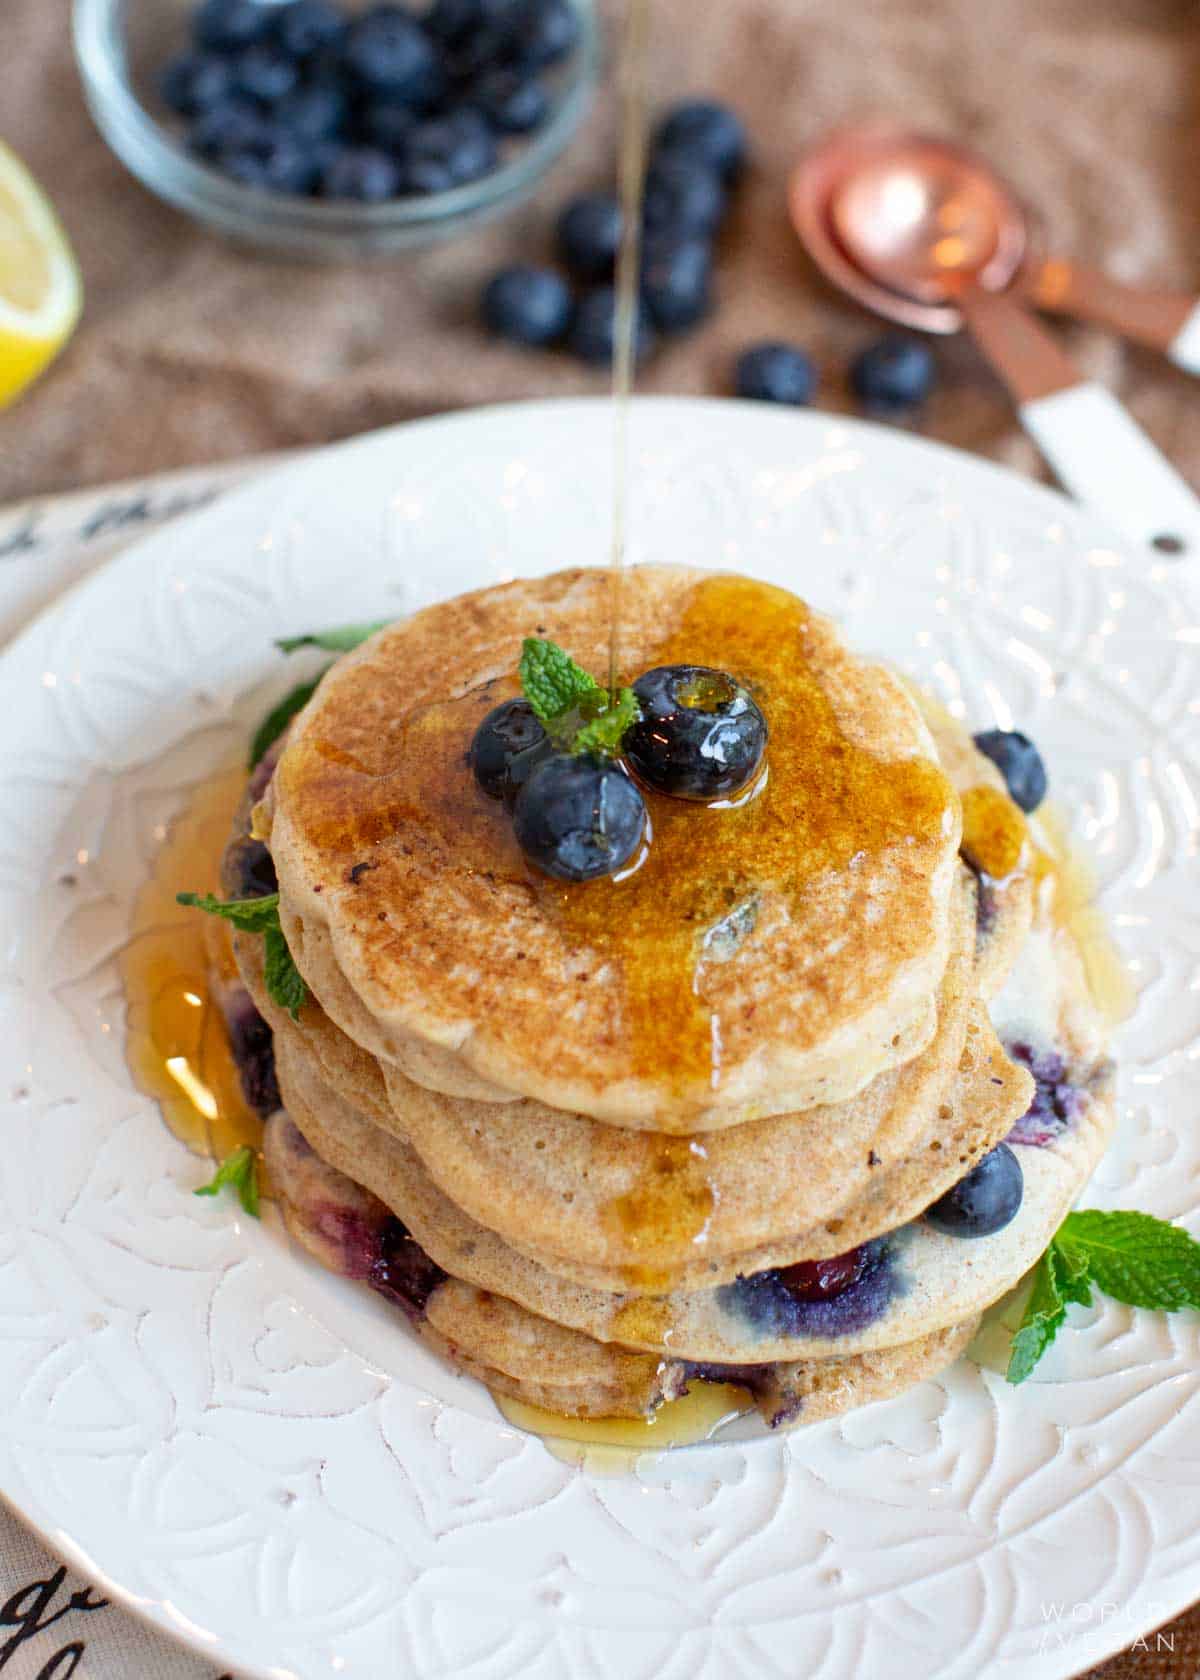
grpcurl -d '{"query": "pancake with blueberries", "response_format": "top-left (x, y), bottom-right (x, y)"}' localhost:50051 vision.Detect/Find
top-left (231, 708), bottom-right (1040, 1288)
top-left (267, 984), bottom-right (1110, 1366)
top-left (261, 566), bottom-right (963, 1130)
top-left (194, 559), bottom-right (1118, 1437)
top-left (263, 1105), bottom-right (980, 1427)
top-left (239, 868), bottom-right (999, 1282)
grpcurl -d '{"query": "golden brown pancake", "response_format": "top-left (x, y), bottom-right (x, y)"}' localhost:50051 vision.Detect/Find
top-left (264, 566), bottom-right (962, 1128)
top-left (264, 1106), bottom-right (980, 1427)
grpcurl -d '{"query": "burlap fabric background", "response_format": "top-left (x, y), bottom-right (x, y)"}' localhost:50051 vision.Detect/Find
top-left (3, 0), bottom-right (1198, 503)
top-left (2, 1), bottom-right (1198, 1673)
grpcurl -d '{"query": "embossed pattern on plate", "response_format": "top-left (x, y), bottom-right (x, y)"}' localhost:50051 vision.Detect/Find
top-left (1, 399), bottom-right (1197, 1680)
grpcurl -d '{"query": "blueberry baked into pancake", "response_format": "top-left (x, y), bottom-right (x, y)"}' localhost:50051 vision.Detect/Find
top-left (178, 566), bottom-right (1199, 1439)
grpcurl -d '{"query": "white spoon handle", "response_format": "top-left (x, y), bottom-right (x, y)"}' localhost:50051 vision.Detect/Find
top-left (957, 286), bottom-right (1200, 557)
top-left (1020, 383), bottom-right (1200, 557)
top-left (1168, 302), bottom-right (1200, 377)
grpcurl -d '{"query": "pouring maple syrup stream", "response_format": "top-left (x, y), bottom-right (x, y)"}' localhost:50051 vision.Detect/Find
top-left (607, 0), bottom-right (651, 700)
top-left (497, 0), bottom-right (756, 1460)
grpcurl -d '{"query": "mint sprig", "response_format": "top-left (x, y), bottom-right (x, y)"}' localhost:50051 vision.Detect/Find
top-left (176, 891), bottom-right (308, 1021)
top-left (572, 684), bottom-right (641, 757)
top-left (519, 637), bottom-right (599, 725)
top-left (518, 637), bottom-right (639, 758)
top-left (195, 1145), bottom-right (260, 1218)
top-left (276, 621), bottom-right (390, 655)
top-left (1006, 1210), bottom-right (1200, 1384)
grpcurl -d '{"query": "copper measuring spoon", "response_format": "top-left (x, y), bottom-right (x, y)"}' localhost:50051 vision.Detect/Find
top-left (791, 124), bottom-right (1200, 553)
top-left (792, 124), bottom-right (1200, 365)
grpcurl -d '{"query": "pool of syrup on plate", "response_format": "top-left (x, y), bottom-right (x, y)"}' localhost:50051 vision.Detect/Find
top-left (119, 765), bottom-right (265, 1174)
top-left (493, 1382), bottom-right (752, 1467)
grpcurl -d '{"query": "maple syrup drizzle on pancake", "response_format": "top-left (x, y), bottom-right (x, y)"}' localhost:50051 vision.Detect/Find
top-left (606, 0), bottom-right (650, 698)
top-left (281, 575), bottom-right (957, 1095)
top-left (959, 783), bottom-right (1028, 880)
top-left (958, 779), bottom-right (1133, 1025)
top-left (120, 766), bottom-right (265, 1171)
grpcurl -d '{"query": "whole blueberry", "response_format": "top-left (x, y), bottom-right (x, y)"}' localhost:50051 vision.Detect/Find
top-left (653, 99), bottom-right (747, 184)
top-left (193, 0), bottom-right (271, 53)
top-left (734, 342), bottom-right (816, 405)
top-left (972, 729), bottom-right (1047, 814)
top-left (359, 99), bottom-right (416, 152)
top-left (556, 191), bottom-right (622, 282)
top-left (401, 157), bottom-right (455, 193)
top-left (274, 79), bottom-right (347, 139)
top-left (407, 113), bottom-right (497, 184)
top-left (160, 52), bottom-right (234, 116)
top-left (642, 154), bottom-right (726, 239)
top-left (343, 7), bottom-right (441, 100)
top-left (224, 128), bottom-right (322, 192)
top-left (850, 335), bottom-right (936, 410)
top-left (319, 145), bottom-right (400, 200)
top-left (513, 753), bottom-right (646, 882)
top-left (625, 664), bottom-right (767, 801)
top-left (508, 0), bottom-right (580, 68)
top-left (231, 43), bottom-right (301, 104)
top-left (641, 237), bottom-right (713, 332)
top-left (274, 0), bottom-right (346, 59)
top-left (425, 0), bottom-right (487, 44)
top-left (188, 95), bottom-right (270, 159)
top-left (925, 1143), bottom-right (1024, 1238)
top-left (470, 698), bottom-right (550, 803)
top-left (568, 286), bottom-right (655, 365)
top-left (474, 68), bottom-right (549, 133)
top-left (439, 15), bottom-right (517, 78)
top-left (482, 266), bottom-right (572, 347)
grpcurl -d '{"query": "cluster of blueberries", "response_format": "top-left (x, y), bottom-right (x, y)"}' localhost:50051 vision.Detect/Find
top-left (923, 724), bottom-right (1049, 1240)
top-left (483, 98), bottom-right (746, 364)
top-left (470, 661), bottom-right (767, 880)
top-left (480, 94), bottom-right (937, 407)
top-left (160, 0), bottom-right (580, 201)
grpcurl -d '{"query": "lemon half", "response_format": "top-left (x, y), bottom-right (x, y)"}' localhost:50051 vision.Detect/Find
top-left (0, 143), bottom-right (82, 409)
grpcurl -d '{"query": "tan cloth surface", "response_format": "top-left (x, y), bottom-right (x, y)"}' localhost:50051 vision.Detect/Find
top-left (2, 3), bottom-right (1199, 1674)
top-left (2, 0), bottom-right (1198, 502)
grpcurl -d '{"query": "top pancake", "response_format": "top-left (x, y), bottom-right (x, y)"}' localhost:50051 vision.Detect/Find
top-left (266, 566), bottom-right (962, 1128)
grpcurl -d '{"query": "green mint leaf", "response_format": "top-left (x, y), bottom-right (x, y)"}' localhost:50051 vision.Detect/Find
top-left (176, 890), bottom-right (281, 933)
top-left (178, 891), bottom-right (308, 1018)
top-left (1052, 1239), bottom-right (1095, 1309)
top-left (1006, 1248), bottom-right (1067, 1385)
top-left (195, 1145), bottom-right (260, 1218)
top-left (249, 673), bottom-right (327, 769)
top-left (519, 637), bottom-right (598, 728)
top-left (571, 685), bottom-right (641, 757)
top-left (1056, 1210), bottom-right (1200, 1311)
top-left (264, 923), bottom-right (308, 1020)
top-left (276, 621), bottom-right (390, 655)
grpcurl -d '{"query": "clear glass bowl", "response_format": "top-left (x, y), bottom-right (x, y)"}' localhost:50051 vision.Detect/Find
top-left (73, 0), bottom-right (600, 259)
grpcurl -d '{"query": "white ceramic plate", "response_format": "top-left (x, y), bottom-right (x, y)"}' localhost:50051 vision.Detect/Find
top-left (2, 399), bottom-right (1198, 1680)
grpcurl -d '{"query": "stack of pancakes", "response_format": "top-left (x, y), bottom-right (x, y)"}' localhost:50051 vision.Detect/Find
top-left (219, 566), bottom-right (1116, 1430)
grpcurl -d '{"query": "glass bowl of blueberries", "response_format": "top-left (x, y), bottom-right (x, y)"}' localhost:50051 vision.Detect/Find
top-left (73, 0), bottom-right (600, 258)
